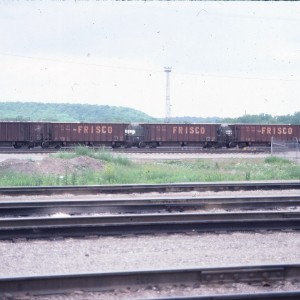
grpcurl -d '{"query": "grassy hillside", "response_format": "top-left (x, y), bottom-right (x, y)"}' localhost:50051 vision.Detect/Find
top-left (0, 102), bottom-right (299, 124)
top-left (222, 112), bottom-right (300, 125)
top-left (0, 102), bottom-right (157, 123)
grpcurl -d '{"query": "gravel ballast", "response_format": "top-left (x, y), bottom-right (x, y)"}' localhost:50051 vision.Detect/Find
top-left (1, 231), bottom-right (300, 299)
top-left (1, 231), bottom-right (300, 277)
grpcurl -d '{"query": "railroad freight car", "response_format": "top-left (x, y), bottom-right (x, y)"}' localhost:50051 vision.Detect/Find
top-left (45, 122), bottom-right (133, 148)
top-left (231, 124), bottom-right (300, 147)
top-left (0, 121), bottom-right (299, 149)
top-left (0, 122), bottom-right (50, 148)
top-left (133, 123), bottom-right (233, 148)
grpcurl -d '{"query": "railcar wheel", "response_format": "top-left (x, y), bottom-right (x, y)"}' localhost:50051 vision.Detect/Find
top-left (112, 142), bottom-right (121, 148)
top-left (55, 144), bottom-right (61, 149)
top-left (41, 141), bottom-right (50, 149)
top-left (150, 143), bottom-right (157, 148)
top-left (205, 143), bottom-right (213, 148)
top-left (28, 142), bottom-right (34, 149)
top-left (138, 141), bottom-right (146, 148)
top-left (226, 142), bottom-right (237, 148)
top-left (13, 142), bottom-right (22, 149)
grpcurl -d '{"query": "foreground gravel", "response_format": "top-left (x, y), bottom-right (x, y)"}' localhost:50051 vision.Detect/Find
top-left (1, 231), bottom-right (300, 299)
top-left (28, 280), bottom-right (300, 300)
top-left (1, 231), bottom-right (300, 277)
top-left (1, 195), bottom-right (300, 299)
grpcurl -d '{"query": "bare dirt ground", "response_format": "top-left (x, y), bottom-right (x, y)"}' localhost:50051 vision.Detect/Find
top-left (0, 151), bottom-right (298, 177)
top-left (0, 152), bottom-right (267, 177)
top-left (0, 156), bottom-right (104, 175)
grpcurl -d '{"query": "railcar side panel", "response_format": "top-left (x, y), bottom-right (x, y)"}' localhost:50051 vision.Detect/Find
top-left (0, 122), bottom-right (25, 142)
top-left (236, 124), bottom-right (298, 144)
top-left (0, 122), bottom-right (46, 142)
top-left (31, 123), bottom-right (50, 142)
top-left (166, 124), bottom-right (218, 143)
top-left (50, 123), bottom-right (127, 144)
top-left (142, 123), bottom-right (219, 144)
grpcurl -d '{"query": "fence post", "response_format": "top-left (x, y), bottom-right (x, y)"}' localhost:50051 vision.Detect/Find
top-left (296, 138), bottom-right (299, 160)
top-left (271, 136), bottom-right (273, 156)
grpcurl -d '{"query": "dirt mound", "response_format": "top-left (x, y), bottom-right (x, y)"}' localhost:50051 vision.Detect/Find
top-left (0, 156), bottom-right (104, 175)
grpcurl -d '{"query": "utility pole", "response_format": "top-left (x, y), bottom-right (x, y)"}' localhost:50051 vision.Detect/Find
top-left (164, 67), bottom-right (172, 123)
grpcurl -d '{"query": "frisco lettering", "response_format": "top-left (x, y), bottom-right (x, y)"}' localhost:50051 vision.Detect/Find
top-left (259, 127), bottom-right (293, 135)
top-left (172, 126), bottom-right (206, 135)
top-left (76, 125), bottom-right (113, 134)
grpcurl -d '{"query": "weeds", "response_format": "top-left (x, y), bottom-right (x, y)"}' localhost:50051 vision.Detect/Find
top-left (55, 146), bottom-right (131, 166)
top-left (265, 156), bottom-right (290, 164)
top-left (0, 150), bottom-right (299, 187)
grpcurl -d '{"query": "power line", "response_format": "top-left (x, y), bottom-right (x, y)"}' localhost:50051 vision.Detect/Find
top-left (175, 71), bottom-right (300, 83)
top-left (1, 52), bottom-right (299, 82)
top-left (0, 52), bottom-right (161, 73)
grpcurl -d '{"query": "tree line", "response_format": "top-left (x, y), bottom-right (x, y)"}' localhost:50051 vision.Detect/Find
top-left (0, 102), bottom-right (156, 123)
top-left (0, 102), bottom-right (299, 124)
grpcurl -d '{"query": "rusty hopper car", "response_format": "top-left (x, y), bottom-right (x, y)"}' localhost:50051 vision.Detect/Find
top-left (231, 124), bottom-right (300, 147)
top-left (0, 122), bottom-right (50, 148)
top-left (46, 122), bottom-right (131, 148)
top-left (1, 121), bottom-right (299, 149)
top-left (135, 123), bottom-right (226, 148)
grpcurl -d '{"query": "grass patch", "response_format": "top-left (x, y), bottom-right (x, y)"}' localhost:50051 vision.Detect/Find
top-left (0, 151), bottom-right (299, 186)
top-left (264, 156), bottom-right (291, 164)
top-left (55, 146), bottom-right (131, 166)
top-left (0, 172), bottom-right (59, 186)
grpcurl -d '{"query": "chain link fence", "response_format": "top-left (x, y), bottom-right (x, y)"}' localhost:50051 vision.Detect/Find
top-left (271, 137), bottom-right (299, 161)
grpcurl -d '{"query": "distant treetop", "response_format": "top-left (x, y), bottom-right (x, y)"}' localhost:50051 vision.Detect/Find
top-left (0, 102), bottom-right (299, 124)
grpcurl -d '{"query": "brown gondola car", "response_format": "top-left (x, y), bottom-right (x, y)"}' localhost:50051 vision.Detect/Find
top-left (232, 124), bottom-right (300, 147)
top-left (0, 121), bottom-right (299, 149)
top-left (138, 123), bottom-right (223, 148)
top-left (46, 122), bottom-right (131, 148)
top-left (0, 121), bottom-right (50, 148)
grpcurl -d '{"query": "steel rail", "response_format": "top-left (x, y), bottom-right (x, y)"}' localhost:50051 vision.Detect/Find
top-left (160, 291), bottom-right (300, 300)
top-left (1, 211), bottom-right (300, 240)
top-left (0, 146), bottom-right (270, 154)
top-left (113, 147), bottom-right (270, 154)
top-left (0, 264), bottom-right (299, 297)
top-left (0, 181), bottom-right (299, 196)
top-left (0, 195), bottom-right (299, 217)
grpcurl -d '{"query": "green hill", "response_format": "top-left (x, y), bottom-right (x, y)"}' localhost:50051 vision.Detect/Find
top-left (0, 102), bottom-right (299, 124)
top-left (222, 112), bottom-right (300, 125)
top-left (0, 102), bottom-right (157, 123)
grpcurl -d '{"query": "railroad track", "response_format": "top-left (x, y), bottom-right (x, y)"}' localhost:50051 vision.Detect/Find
top-left (0, 181), bottom-right (299, 196)
top-left (1, 211), bottom-right (300, 240)
top-left (1, 186), bottom-right (300, 299)
top-left (0, 146), bottom-right (270, 154)
top-left (1, 195), bottom-right (300, 217)
top-left (113, 147), bottom-right (271, 154)
top-left (1, 264), bottom-right (300, 298)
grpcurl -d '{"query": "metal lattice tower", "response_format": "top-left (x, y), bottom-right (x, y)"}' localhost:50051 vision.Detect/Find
top-left (164, 67), bottom-right (172, 123)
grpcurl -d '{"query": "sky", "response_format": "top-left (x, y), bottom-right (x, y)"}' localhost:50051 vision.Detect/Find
top-left (0, 1), bottom-right (300, 119)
